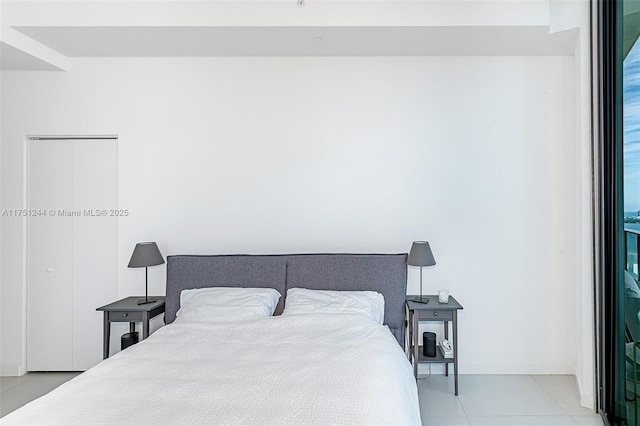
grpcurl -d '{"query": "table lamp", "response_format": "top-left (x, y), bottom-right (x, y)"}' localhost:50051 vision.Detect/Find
top-left (407, 241), bottom-right (436, 304)
top-left (128, 242), bottom-right (165, 305)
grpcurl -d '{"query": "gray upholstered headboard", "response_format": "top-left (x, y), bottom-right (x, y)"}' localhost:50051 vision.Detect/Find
top-left (165, 253), bottom-right (408, 346)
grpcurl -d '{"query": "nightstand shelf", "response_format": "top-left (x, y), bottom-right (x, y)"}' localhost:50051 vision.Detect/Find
top-left (406, 295), bottom-right (463, 395)
top-left (416, 347), bottom-right (454, 363)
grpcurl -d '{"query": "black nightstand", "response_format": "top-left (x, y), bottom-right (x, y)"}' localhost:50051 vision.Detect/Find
top-left (406, 295), bottom-right (463, 395)
top-left (96, 296), bottom-right (165, 359)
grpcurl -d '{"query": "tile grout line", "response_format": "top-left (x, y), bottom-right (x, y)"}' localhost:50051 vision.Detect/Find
top-left (454, 384), bottom-right (472, 425)
top-left (418, 375), bottom-right (600, 425)
top-left (462, 375), bottom-right (579, 425)
top-left (531, 375), bottom-right (602, 423)
top-left (530, 374), bottom-right (574, 417)
top-left (416, 375), bottom-right (470, 425)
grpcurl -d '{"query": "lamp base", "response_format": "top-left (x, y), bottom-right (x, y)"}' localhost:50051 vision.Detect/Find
top-left (137, 298), bottom-right (157, 305)
top-left (408, 295), bottom-right (430, 304)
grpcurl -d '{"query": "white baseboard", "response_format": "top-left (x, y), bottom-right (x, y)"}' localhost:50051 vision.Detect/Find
top-left (454, 364), bottom-right (575, 375)
top-left (575, 369), bottom-right (595, 410)
top-left (580, 393), bottom-right (595, 410)
top-left (0, 363), bottom-right (25, 376)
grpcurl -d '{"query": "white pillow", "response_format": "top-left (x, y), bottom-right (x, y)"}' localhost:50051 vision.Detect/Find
top-left (282, 287), bottom-right (385, 324)
top-left (175, 287), bottom-right (281, 323)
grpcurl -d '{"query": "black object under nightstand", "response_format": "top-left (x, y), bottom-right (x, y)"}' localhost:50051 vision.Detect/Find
top-left (96, 296), bottom-right (165, 359)
top-left (406, 295), bottom-right (463, 395)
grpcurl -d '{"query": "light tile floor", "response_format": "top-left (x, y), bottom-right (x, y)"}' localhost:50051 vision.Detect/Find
top-left (418, 375), bottom-right (604, 426)
top-left (1, 372), bottom-right (604, 425)
top-left (0, 372), bottom-right (80, 418)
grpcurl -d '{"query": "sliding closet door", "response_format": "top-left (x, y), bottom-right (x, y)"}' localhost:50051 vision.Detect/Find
top-left (27, 141), bottom-right (74, 371)
top-left (71, 140), bottom-right (118, 370)
top-left (27, 138), bottom-right (117, 371)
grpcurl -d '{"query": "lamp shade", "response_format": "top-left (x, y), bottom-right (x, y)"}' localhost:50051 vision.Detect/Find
top-left (407, 241), bottom-right (436, 267)
top-left (128, 242), bottom-right (165, 268)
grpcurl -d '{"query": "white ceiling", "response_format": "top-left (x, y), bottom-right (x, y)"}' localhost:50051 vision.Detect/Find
top-left (0, 0), bottom-right (580, 71)
top-left (12, 25), bottom-right (576, 58)
top-left (0, 41), bottom-right (61, 70)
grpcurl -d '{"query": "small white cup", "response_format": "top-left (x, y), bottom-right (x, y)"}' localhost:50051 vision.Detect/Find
top-left (438, 289), bottom-right (450, 303)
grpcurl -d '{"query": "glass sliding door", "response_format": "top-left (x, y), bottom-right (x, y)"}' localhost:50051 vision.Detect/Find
top-left (598, 1), bottom-right (640, 424)
top-left (623, 3), bottom-right (640, 423)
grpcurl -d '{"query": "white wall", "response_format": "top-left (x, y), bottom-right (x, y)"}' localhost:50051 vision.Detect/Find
top-left (1, 55), bottom-right (576, 375)
top-left (549, 0), bottom-right (595, 407)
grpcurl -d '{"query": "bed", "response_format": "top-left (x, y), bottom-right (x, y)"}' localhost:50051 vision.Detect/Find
top-left (1, 253), bottom-right (421, 425)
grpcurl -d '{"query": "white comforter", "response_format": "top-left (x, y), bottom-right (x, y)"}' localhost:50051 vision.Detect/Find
top-left (2, 314), bottom-right (420, 425)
